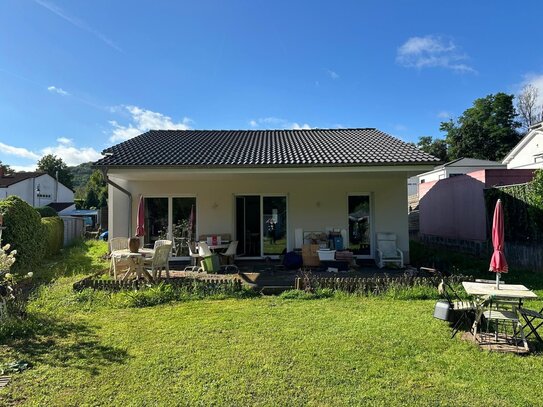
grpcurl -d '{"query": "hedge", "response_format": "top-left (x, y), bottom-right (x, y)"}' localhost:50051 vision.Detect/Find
top-left (42, 217), bottom-right (64, 255)
top-left (0, 196), bottom-right (45, 273)
top-left (36, 206), bottom-right (58, 218)
top-left (484, 170), bottom-right (543, 243)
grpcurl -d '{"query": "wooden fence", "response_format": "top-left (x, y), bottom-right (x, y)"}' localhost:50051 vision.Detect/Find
top-left (505, 242), bottom-right (543, 273)
top-left (73, 276), bottom-right (243, 292)
top-left (294, 274), bottom-right (473, 294)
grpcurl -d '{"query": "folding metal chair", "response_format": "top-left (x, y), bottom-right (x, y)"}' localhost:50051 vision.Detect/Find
top-left (518, 307), bottom-right (543, 344)
top-left (437, 279), bottom-right (477, 338)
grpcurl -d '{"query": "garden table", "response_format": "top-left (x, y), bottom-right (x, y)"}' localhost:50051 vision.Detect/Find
top-left (463, 281), bottom-right (538, 350)
top-left (111, 249), bottom-right (154, 282)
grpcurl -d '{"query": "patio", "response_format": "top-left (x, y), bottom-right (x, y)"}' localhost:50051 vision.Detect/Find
top-left (166, 259), bottom-right (412, 293)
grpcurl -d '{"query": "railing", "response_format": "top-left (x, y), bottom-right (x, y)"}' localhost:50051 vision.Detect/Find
top-left (294, 274), bottom-right (473, 293)
top-left (73, 275), bottom-right (242, 292)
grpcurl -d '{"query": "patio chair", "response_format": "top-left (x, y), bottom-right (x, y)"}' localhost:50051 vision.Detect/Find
top-left (518, 307), bottom-right (543, 345)
top-left (184, 242), bottom-right (202, 272)
top-left (437, 279), bottom-right (477, 338)
top-left (219, 241), bottom-right (238, 265)
top-left (108, 237), bottom-right (129, 276)
top-left (376, 233), bottom-right (404, 269)
top-left (146, 243), bottom-right (172, 280)
top-left (153, 239), bottom-right (172, 250)
top-left (477, 296), bottom-right (529, 352)
top-left (198, 241), bottom-right (213, 257)
top-left (201, 254), bottom-right (238, 274)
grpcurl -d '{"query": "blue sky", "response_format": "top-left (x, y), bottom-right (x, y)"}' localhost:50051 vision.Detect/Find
top-left (1, 0), bottom-right (543, 170)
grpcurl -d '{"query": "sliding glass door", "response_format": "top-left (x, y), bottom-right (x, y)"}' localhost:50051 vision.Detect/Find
top-left (143, 196), bottom-right (196, 257)
top-left (262, 196), bottom-right (287, 256)
top-left (236, 195), bottom-right (287, 257)
top-left (348, 195), bottom-right (371, 256)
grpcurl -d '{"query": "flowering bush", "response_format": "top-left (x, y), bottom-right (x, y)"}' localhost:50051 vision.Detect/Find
top-left (0, 244), bottom-right (31, 320)
top-left (0, 243), bottom-right (16, 272)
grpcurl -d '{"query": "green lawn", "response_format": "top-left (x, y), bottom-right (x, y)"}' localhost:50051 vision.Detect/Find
top-left (1, 241), bottom-right (543, 406)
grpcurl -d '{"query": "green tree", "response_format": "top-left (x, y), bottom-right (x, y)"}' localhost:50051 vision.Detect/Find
top-left (84, 188), bottom-right (99, 209)
top-left (37, 154), bottom-right (74, 189)
top-left (417, 136), bottom-right (448, 162)
top-left (440, 93), bottom-right (521, 161)
top-left (0, 161), bottom-right (14, 175)
top-left (82, 170), bottom-right (108, 209)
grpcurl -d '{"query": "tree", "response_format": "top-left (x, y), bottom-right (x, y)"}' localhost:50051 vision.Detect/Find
top-left (0, 161), bottom-right (14, 175)
top-left (84, 188), bottom-right (99, 209)
top-left (36, 154), bottom-right (74, 189)
top-left (440, 93), bottom-right (521, 161)
top-left (82, 170), bottom-right (108, 209)
top-left (516, 84), bottom-right (543, 132)
top-left (417, 136), bottom-right (448, 162)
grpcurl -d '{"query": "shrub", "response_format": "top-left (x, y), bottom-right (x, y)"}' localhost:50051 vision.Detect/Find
top-left (36, 206), bottom-right (58, 218)
top-left (42, 217), bottom-right (64, 256)
top-left (0, 196), bottom-right (44, 273)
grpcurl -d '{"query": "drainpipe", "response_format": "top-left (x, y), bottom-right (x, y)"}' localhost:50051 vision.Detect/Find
top-left (101, 169), bottom-right (132, 236)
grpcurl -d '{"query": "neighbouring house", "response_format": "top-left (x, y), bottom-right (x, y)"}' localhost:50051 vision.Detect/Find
top-left (407, 158), bottom-right (505, 212)
top-left (502, 121), bottom-right (543, 169)
top-left (418, 168), bottom-right (535, 252)
top-left (417, 157), bottom-right (507, 183)
top-left (93, 128), bottom-right (439, 262)
top-left (0, 169), bottom-right (75, 212)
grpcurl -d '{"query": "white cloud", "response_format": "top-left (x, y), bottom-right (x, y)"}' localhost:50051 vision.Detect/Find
top-left (108, 105), bottom-right (192, 143)
top-left (326, 69), bottom-right (340, 80)
top-left (0, 140), bottom-right (101, 169)
top-left (0, 142), bottom-right (41, 160)
top-left (396, 35), bottom-right (475, 73)
top-left (249, 117), bottom-right (312, 130)
top-left (437, 111), bottom-right (452, 119)
top-left (56, 137), bottom-right (73, 145)
top-left (291, 123), bottom-right (312, 130)
top-left (34, 0), bottom-right (122, 52)
top-left (393, 124), bottom-right (408, 132)
top-left (47, 85), bottom-right (69, 96)
top-left (11, 164), bottom-right (38, 172)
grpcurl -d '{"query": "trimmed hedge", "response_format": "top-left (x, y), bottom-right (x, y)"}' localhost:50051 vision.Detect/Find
top-left (36, 206), bottom-right (58, 218)
top-left (42, 217), bottom-right (64, 255)
top-left (484, 171), bottom-right (543, 242)
top-left (0, 196), bottom-right (45, 273)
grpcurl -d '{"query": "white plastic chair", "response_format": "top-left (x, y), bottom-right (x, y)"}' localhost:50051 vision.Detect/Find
top-left (375, 233), bottom-right (404, 269)
top-left (219, 241), bottom-right (238, 265)
top-left (184, 242), bottom-right (202, 272)
top-left (146, 243), bottom-right (172, 279)
top-left (108, 237), bottom-right (129, 276)
top-left (198, 241), bottom-right (213, 257)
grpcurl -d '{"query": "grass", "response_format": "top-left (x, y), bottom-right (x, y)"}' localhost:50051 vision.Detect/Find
top-left (1, 241), bottom-right (543, 406)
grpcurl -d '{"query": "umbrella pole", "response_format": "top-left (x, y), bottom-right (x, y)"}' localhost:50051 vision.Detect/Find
top-left (496, 272), bottom-right (500, 289)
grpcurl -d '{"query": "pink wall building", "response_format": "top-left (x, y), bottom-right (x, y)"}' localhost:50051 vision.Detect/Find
top-left (419, 169), bottom-right (535, 242)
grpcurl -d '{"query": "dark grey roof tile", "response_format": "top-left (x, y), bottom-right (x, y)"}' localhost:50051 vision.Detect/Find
top-left (94, 128), bottom-right (439, 168)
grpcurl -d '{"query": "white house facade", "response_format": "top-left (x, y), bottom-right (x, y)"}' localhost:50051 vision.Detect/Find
top-left (0, 170), bottom-right (74, 211)
top-left (94, 129), bottom-right (438, 263)
top-left (502, 122), bottom-right (543, 169)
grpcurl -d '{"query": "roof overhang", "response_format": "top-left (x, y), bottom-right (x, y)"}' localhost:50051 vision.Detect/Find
top-left (503, 125), bottom-right (543, 164)
top-left (103, 164), bottom-right (437, 181)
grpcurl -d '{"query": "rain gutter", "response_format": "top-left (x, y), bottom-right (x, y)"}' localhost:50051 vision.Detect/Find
top-left (101, 168), bottom-right (132, 236)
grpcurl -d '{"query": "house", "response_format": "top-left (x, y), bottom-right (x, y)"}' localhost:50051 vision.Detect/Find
top-left (407, 158), bottom-right (505, 212)
top-left (502, 121), bottom-right (543, 169)
top-left (0, 169), bottom-right (75, 212)
top-left (418, 168), bottom-right (535, 251)
top-left (417, 158), bottom-right (506, 184)
top-left (93, 128), bottom-right (439, 262)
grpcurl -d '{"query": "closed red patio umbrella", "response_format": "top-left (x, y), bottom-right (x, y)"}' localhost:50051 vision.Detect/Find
top-left (136, 195), bottom-right (145, 237)
top-left (489, 199), bottom-right (508, 288)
